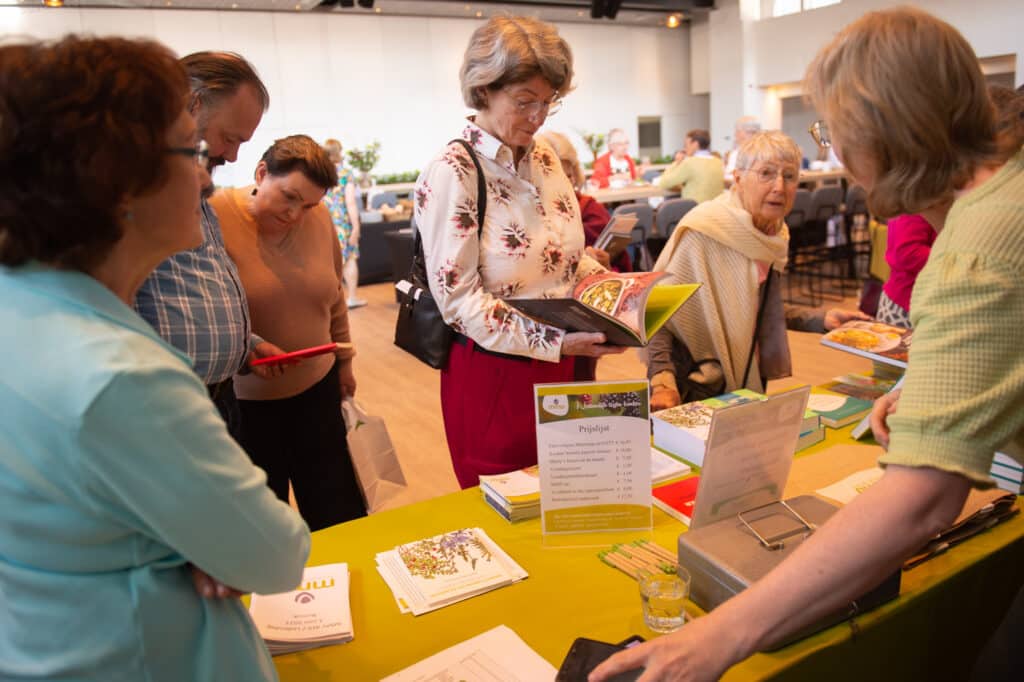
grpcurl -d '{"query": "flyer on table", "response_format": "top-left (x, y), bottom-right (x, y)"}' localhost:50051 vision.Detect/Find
top-left (534, 380), bottom-right (652, 534)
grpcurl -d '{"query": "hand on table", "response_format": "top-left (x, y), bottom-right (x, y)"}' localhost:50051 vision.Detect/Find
top-left (562, 332), bottom-right (628, 358)
top-left (651, 386), bottom-right (682, 411)
top-left (870, 389), bottom-right (901, 449)
top-left (248, 341), bottom-right (292, 379)
top-left (823, 308), bottom-right (872, 331)
top-left (589, 614), bottom-right (739, 682)
top-left (190, 564), bottom-right (244, 600)
top-left (585, 246), bottom-right (612, 269)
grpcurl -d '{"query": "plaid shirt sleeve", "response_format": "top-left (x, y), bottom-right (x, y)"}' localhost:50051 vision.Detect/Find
top-left (133, 201), bottom-right (251, 385)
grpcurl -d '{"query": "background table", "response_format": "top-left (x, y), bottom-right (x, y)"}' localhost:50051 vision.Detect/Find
top-left (274, 427), bottom-right (1024, 681)
top-left (590, 184), bottom-right (677, 205)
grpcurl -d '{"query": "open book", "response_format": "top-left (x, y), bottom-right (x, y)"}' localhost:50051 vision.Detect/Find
top-left (507, 271), bottom-right (700, 347)
top-left (820, 320), bottom-right (912, 368)
top-left (592, 213), bottom-right (638, 259)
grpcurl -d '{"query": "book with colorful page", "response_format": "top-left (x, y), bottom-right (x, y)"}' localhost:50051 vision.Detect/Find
top-left (507, 271), bottom-right (700, 347)
top-left (820, 320), bottom-right (912, 368)
top-left (652, 476), bottom-right (701, 526)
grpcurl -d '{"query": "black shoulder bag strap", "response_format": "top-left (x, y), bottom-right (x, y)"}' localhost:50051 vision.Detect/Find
top-left (741, 266), bottom-right (774, 389)
top-left (410, 139), bottom-right (486, 288)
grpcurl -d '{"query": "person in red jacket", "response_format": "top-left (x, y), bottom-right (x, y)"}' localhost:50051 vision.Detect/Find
top-left (590, 128), bottom-right (638, 188)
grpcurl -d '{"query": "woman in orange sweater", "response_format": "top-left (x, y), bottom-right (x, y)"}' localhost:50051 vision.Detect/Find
top-left (213, 135), bottom-right (366, 530)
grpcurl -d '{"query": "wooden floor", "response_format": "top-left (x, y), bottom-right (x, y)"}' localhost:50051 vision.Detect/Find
top-left (345, 281), bottom-right (871, 512)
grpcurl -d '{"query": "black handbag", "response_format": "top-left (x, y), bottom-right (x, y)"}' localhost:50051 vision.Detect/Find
top-left (394, 139), bottom-right (486, 368)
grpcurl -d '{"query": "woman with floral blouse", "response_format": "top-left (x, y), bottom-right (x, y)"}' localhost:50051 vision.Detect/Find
top-left (414, 16), bottom-right (626, 489)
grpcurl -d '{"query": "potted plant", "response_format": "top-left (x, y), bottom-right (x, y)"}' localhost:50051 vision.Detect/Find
top-left (578, 130), bottom-right (606, 163)
top-left (347, 140), bottom-right (381, 188)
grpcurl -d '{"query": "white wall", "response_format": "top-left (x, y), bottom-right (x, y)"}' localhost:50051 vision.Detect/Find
top-left (1, 6), bottom-right (708, 187)
top-left (700, 0), bottom-right (1024, 155)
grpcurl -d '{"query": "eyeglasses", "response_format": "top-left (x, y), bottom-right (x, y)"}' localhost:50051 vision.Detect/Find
top-left (505, 89), bottom-right (562, 118)
top-left (808, 120), bottom-right (831, 148)
top-left (743, 166), bottom-right (800, 186)
top-left (167, 140), bottom-right (210, 169)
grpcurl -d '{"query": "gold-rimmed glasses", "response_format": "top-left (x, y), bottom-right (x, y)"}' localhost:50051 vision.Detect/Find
top-left (808, 120), bottom-right (831, 148)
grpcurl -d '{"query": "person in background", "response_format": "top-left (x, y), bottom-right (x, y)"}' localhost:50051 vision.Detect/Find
top-left (415, 16), bottom-right (626, 489)
top-left (593, 8), bottom-right (1024, 680)
top-left (645, 131), bottom-right (864, 410)
top-left (323, 137), bottom-right (367, 309)
top-left (723, 115), bottom-right (761, 176)
top-left (656, 128), bottom-right (725, 203)
top-left (0, 35), bottom-right (309, 681)
top-left (134, 51), bottom-right (284, 441)
top-left (537, 131), bottom-right (631, 272)
top-left (591, 127), bottom-right (646, 188)
top-left (213, 135), bottom-right (367, 530)
top-left (877, 213), bottom-right (936, 327)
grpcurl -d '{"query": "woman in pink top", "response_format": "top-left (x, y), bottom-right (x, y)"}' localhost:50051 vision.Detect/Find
top-left (213, 135), bottom-right (366, 530)
top-left (878, 213), bottom-right (937, 327)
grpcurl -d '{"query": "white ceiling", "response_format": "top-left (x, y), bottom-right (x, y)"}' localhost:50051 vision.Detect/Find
top-left (4, 0), bottom-right (702, 27)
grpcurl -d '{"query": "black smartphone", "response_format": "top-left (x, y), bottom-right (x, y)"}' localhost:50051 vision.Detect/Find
top-left (555, 636), bottom-right (645, 682)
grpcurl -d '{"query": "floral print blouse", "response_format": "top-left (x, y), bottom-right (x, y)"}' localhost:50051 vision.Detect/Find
top-left (414, 120), bottom-right (604, 362)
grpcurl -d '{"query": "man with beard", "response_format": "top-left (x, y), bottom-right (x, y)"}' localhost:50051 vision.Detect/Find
top-left (135, 52), bottom-right (283, 439)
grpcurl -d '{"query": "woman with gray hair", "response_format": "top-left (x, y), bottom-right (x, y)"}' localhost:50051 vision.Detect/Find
top-left (646, 130), bottom-right (863, 410)
top-left (414, 16), bottom-right (625, 489)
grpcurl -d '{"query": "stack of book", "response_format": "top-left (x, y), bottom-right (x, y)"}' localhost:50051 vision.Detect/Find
top-left (650, 389), bottom-right (766, 466)
top-left (479, 449), bottom-right (691, 522)
top-left (376, 528), bottom-right (528, 616)
top-left (480, 466), bottom-right (541, 522)
top-left (807, 388), bottom-right (874, 429)
top-left (248, 563), bottom-right (354, 655)
top-left (990, 452), bottom-right (1024, 494)
top-left (820, 373), bottom-right (898, 402)
top-left (651, 475), bottom-right (701, 525)
top-left (796, 409), bottom-right (825, 452)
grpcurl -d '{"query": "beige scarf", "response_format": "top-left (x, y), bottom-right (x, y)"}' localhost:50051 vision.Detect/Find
top-left (654, 190), bottom-right (791, 392)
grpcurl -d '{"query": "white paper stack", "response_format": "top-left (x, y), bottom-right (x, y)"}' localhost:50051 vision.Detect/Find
top-left (376, 528), bottom-right (528, 615)
top-left (248, 563), bottom-right (353, 655)
top-left (381, 625), bottom-right (556, 681)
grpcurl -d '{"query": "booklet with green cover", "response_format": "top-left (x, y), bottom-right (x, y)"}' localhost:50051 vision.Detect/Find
top-left (508, 271), bottom-right (700, 347)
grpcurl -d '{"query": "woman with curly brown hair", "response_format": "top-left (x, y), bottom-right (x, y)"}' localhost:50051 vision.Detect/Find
top-left (0, 36), bottom-right (308, 681)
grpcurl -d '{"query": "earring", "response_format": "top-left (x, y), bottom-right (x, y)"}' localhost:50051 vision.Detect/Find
top-left (251, 187), bottom-right (257, 197)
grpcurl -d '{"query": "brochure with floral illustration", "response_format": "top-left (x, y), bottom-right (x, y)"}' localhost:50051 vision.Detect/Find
top-left (375, 528), bottom-right (527, 616)
top-left (507, 271), bottom-right (700, 346)
top-left (820, 320), bottom-right (912, 368)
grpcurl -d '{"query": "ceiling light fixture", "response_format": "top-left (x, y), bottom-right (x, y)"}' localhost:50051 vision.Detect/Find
top-left (42, 0), bottom-right (63, 7)
top-left (666, 14), bottom-right (680, 28)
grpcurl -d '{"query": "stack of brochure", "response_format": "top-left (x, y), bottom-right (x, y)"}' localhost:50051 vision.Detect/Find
top-left (480, 466), bottom-right (542, 522)
top-left (248, 563), bottom-right (353, 655)
top-left (480, 449), bottom-right (691, 522)
top-left (990, 452), bottom-right (1024, 494)
top-left (376, 528), bottom-right (528, 616)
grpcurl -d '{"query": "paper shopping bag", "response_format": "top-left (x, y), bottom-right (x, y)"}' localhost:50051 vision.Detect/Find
top-left (341, 398), bottom-right (407, 512)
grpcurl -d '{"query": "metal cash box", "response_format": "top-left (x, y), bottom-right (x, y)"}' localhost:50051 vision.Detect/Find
top-left (678, 495), bottom-right (901, 649)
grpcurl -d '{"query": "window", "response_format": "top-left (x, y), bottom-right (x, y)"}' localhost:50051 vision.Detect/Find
top-left (770, 0), bottom-right (839, 18)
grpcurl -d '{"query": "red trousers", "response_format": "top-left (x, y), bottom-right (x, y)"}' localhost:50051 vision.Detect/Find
top-left (441, 338), bottom-right (580, 489)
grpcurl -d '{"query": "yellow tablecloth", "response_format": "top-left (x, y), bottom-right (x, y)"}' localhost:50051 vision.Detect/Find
top-left (275, 427), bottom-right (1024, 681)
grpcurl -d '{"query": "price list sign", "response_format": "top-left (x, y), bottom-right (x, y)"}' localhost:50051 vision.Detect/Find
top-left (534, 381), bottom-right (652, 535)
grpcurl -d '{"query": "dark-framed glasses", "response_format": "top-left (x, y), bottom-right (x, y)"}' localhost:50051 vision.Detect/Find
top-left (167, 139), bottom-right (210, 169)
top-left (808, 120), bottom-right (831, 148)
top-left (745, 165), bottom-right (799, 186)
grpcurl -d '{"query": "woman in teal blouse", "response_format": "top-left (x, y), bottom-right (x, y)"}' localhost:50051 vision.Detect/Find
top-left (0, 36), bottom-right (309, 681)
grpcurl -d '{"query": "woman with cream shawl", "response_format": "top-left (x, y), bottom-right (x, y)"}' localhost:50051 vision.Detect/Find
top-left (647, 131), bottom-right (863, 410)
